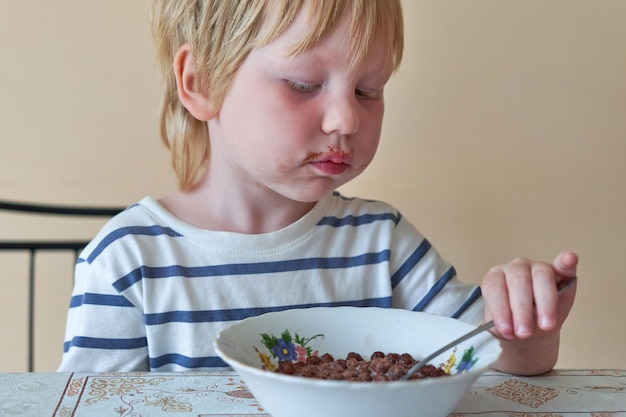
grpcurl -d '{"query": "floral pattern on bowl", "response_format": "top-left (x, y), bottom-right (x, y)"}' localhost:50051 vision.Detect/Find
top-left (255, 330), bottom-right (323, 371)
top-left (253, 329), bottom-right (479, 375)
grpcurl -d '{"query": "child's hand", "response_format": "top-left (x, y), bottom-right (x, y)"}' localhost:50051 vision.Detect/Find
top-left (481, 251), bottom-right (578, 341)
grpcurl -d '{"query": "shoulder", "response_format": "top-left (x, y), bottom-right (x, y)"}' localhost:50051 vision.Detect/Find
top-left (79, 197), bottom-right (181, 265)
top-left (323, 191), bottom-right (403, 224)
top-left (100, 196), bottom-right (173, 229)
top-left (316, 192), bottom-right (427, 256)
top-left (322, 192), bottom-right (422, 240)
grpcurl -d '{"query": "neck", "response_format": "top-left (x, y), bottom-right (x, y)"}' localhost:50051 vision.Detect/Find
top-left (159, 178), bottom-right (317, 234)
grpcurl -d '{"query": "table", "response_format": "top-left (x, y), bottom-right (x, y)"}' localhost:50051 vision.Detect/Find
top-left (0, 369), bottom-right (624, 416)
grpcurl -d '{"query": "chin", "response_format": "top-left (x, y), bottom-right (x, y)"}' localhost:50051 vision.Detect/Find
top-left (277, 178), bottom-right (344, 202)
top-left (285, 187), bottom-right (338, 204)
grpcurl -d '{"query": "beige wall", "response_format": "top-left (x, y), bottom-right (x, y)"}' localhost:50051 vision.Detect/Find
top-left (0, 1), bottom-right (624, 372)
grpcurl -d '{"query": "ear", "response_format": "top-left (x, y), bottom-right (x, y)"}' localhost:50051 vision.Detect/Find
top-left (174, 44), bottom-right (218, 121)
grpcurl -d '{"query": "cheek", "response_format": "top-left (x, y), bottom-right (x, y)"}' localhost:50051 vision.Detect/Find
top-left (359, 107), bottom-right (384, 149)
top-left (266, 93), bottom-right (319, 130)
top-left (355, 141), bottom-right (380, 172)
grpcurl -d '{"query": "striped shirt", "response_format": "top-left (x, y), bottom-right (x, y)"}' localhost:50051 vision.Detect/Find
top-left (58, 192), bottom-right (483, 372)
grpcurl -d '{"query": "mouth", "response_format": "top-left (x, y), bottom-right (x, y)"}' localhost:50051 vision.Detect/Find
top-left (304, 148), bottom-right (351, 175)
top-left (309, 160), bottom-right (350, 175)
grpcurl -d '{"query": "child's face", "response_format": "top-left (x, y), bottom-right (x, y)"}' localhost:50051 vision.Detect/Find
top-left (207, 7), bottom-right (393, 203)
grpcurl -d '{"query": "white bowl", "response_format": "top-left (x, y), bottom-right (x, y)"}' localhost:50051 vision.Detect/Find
top-left (215, 306), bottom-right (501, 417)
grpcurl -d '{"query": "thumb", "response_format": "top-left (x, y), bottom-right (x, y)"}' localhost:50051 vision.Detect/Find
top-left (553, 251), bottom-right (578, 278)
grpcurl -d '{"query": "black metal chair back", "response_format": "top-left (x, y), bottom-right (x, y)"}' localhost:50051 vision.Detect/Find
top-left (0, 200), bottom-right (123, 371)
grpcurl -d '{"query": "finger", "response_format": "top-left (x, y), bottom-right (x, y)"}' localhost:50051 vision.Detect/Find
top-left (504, 260), bottom-right (535, 338)
top-left (482, 267), bottom-right (514, 339)
top-left (550, 251), bottom-right (578, 326)
top-left (531, 262), bottom-right (559, 331)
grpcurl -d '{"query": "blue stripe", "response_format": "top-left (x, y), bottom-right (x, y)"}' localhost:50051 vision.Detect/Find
top-left (331, 192), bottom-right (385, 205)
top-left (69, 293), bottom-right (134, 308)
top-left (113, 250), bottom-right (391, 292)
top-left (317, 212), bottom-right (400, 227)
top-left (150, 354), bottom-right (228, 369)
top-left (86, 225), bottom-right (183, 264)
top-left (451, 286), bottom-right (482, 319)
top-left (390, 239), bottom-right (431, 288)
top-left (64, 336), bottom-right (147, 352)
top-left (144, 297), bottom-right (391, 325)
top-left (412, 266), bottom-right (457, 311)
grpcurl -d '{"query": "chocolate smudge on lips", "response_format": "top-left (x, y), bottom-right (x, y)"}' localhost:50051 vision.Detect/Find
top-left (303, 147), bottom-right (351, 175)
top-left (303, 146), bottom-right (347, 163)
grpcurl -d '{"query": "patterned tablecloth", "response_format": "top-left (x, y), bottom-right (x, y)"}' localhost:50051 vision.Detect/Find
top-left (0, 369), bottom-right (624, 416)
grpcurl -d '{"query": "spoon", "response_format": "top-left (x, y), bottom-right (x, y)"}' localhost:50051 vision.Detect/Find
top-left (400, 275), bottom-right (578, 381)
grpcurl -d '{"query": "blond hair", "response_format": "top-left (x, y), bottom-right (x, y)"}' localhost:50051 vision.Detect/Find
top-left (151, 0), bottom-right (404, 190)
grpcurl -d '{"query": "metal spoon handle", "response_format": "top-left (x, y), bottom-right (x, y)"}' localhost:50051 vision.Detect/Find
top-left (400, 275), bottom-right (577, 381)
top-left (400, 322), bottom-right (495, 381)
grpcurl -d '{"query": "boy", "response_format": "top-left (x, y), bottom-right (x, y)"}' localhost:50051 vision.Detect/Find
top-left (59, 0), bottom-right (577, 375)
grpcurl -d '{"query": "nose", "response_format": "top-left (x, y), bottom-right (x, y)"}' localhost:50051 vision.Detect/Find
top-left (321, 94), bottom-right (360, 136)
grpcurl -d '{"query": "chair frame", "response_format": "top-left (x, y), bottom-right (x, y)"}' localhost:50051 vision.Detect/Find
top-left (0, 200), bottom-right (123, 371)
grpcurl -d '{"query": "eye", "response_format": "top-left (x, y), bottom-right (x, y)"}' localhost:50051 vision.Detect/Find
top-left (355, 88), bottom-right (383, 100)
top-left (286, 80), bottom-right (319, 94)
